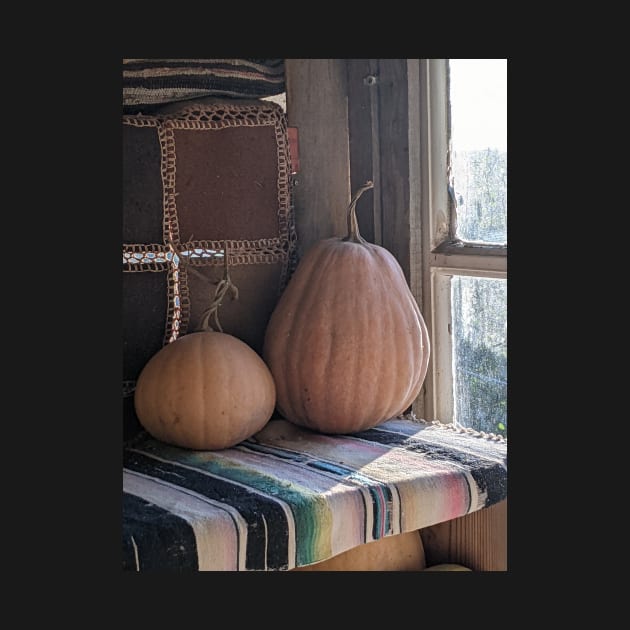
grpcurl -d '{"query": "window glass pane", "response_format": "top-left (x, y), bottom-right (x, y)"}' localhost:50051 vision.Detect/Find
top-left (451, 276), bottom-right (507, 437)
top-left (449, 59), bottom-right (507, 244)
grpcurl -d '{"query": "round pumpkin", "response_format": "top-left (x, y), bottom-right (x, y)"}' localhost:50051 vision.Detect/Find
top-left (424, 563), bottom-right (473, 571)
top-left (292, 530), bottom-right (426, 571)
top-left (263, 181), bottom-right (430, 434)
top-left (134, 331), bottom-right (276, 450)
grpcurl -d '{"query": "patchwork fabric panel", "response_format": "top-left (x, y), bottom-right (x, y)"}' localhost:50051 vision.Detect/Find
top-left (122, 99), bottom-right (297, 440)
top-left (123, 59), bottom-right (285, 113)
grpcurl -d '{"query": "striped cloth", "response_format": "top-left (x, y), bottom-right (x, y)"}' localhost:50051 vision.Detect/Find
top-left (122, 417), bottom-right (507, 571)
top-left (123, 59), bottom-right (285, 111)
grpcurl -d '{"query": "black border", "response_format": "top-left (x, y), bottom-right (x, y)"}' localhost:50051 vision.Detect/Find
top-left (33, 55), bottom-right (540, 602)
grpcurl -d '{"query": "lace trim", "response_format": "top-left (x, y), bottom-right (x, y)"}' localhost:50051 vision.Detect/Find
top-left (402, 411), bottom-right (507, 443)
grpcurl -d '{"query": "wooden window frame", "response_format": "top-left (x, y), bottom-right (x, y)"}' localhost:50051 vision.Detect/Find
top-left (419, 58), bottom-right (507, 424)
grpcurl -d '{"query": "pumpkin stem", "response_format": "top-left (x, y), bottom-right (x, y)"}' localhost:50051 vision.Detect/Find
top-left (343, 180), bottom-right (374, 243)
top-left (197, 245), bottom-right (239, 333)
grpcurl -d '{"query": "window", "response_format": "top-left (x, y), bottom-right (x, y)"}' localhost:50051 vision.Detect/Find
top-left (419, 59), bottom-right (507, 437)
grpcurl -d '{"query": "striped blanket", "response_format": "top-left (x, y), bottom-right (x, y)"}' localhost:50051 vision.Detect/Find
top-left (122, 417), bottom-right (507, 571)
top-left (123, 59), bottom-right (285, 112)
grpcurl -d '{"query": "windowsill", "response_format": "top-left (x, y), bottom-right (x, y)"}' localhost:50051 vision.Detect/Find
top-left (123, 416), bottom-right (507, 571)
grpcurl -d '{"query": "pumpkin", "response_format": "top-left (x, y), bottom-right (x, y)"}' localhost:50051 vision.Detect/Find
top-left (135, 246), bottom-right (276, 450)
top-left (263, 181), bottom-right (430, 434)
top-left (134, 331), bottom-right (276, 450)
top-left (292, 530), bottom-right (426, 571)
top-left (424, 563), bottom-right (472, 571)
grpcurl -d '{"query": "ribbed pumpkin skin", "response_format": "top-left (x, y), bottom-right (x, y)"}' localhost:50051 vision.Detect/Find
top-left (263, 238), bottom-right (430, 434)
top-left (134, 331), bottom-right (276, 450)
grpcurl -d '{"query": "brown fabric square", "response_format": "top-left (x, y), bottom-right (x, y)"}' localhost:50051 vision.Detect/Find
top-left (123, 271), bottom-right (169, 382)
top-left (174, 126), bottom-right (280, 241)
top-left (185, 262), bottom-right (284, 356)
top-left (123, 124), bottom-right (164, 244)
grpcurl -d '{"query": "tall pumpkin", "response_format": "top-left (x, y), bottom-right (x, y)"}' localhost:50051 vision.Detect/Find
top-left (263, 181), bottom-right (430, 434)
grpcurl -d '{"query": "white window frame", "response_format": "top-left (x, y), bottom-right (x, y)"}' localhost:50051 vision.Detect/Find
top-left (418, 58), bottom-right (507, 424)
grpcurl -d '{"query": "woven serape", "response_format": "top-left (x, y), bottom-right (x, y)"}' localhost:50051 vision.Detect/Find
top-left (122, 417), bottom-right (507, 571)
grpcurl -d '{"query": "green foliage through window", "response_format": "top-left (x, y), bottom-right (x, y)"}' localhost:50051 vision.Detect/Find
top-left (451, 276), bottom-right (507, 437)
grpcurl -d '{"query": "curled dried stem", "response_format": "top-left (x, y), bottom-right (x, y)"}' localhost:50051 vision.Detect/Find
top-left (343, 180), bottom-right (374, 244)
top-left (197, 247), bottom-right (239, 333)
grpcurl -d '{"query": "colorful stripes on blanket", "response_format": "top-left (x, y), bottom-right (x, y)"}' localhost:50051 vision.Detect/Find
top-left (123, 59), bottom-right (285, 111)
top-left (122, 418), bottom-right (507, 571)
